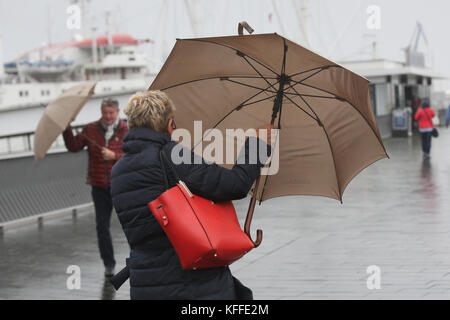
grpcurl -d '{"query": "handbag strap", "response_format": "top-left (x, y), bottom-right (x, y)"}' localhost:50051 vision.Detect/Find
top-left (422, 108), bottom-right (434, 127)
top-left (159, 148), bottom-right (181, 190)
top-left (159, 147), bottom-right (195, 198)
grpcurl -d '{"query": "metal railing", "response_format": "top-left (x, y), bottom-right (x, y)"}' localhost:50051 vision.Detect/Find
top-left (0, 125), bottom-right (85, 156)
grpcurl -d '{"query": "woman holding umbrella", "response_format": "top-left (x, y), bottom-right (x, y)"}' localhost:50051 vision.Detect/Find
top-left (110, 90), bottom-right (274, 300)
top-left (110, 27), bottom-right (388, 299)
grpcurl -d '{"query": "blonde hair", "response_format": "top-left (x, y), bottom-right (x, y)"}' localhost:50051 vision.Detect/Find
top-left (124, 90), bottom-right (176, 132)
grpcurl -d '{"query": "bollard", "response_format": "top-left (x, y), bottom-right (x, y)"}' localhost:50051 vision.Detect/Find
top-left (72, 208), bottom-right (77, 220)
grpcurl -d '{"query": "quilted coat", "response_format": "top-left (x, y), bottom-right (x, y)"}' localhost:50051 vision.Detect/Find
top-left (110, 127), bottom-right (268, 300)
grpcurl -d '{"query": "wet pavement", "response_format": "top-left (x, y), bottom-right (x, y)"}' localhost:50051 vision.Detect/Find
top-left (2, 129), bottom-right (450, 300)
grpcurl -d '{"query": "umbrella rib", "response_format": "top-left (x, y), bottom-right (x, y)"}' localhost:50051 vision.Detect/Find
top-left (222, 78), bottom-right (278, 94)
top-left (278, 68), bottom-right (328, 103)
top-left (297, 94), bottom-right (343, 203)
top-left (242, 54), bottom-right (279, 77)
top-left (160, 75), bottom-right (277, 91)
top-left (292, 82), bottom-right (389, 157)
top-left (292, 81), bottom-right (337, 96)
top-left (284, 92), bottom-right (337, 99)
top-left (289, 85), bottom-right (325, 123)
top-left (193, 79), bottom-right (282, 147)
top-left (240, 55), bottom-right (280, 92)
top-left (192, 94), bottom-right (277, 150)
top-left (183, 38), bottom-right (280, 76)
top-left (281, 93), bottom-right (318, 122)
top-left (238, 93), bottom-right (278, 108)
top-left (289, 65), bottom-right (341, 78)
top-left (282, 65), bottom-right (340, 94)
top-left (292, 68), bottom-right (325, 86)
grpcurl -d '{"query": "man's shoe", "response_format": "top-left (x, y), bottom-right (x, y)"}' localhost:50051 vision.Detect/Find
top-left (105, 266), bottom-right (115, 277)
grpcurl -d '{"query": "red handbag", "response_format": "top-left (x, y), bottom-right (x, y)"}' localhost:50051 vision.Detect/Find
top-left (148, 150), bottom-right (255, 270)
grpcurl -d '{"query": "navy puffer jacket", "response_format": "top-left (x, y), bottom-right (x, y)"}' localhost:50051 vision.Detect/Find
top-left (110, 127), bottom-right (267, 300)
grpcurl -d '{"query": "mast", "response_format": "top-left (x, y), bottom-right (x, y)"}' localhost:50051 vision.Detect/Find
top-left (292, 0), bottom-right (311, 48)
top-left (0, 33), bottom-right (4, 77)
top-left (184, 0), bottom-right (205, 37)
top-left (46, 4), bottom-right (53, 46)
top-left (105, 11), bottom-right (113, 51)
top-left (271, 0), bottom-right (286, 36)
top-left (91, 26), bottom-right (98, 79)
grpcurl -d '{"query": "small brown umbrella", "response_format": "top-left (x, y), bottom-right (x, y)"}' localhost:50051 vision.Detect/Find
top-left (34, 81), bottom-right (97, 160)
top-left (149, 26), bottom-right (388, 247)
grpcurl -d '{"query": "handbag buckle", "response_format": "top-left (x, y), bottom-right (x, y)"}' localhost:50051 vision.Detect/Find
top-left (178, 180), bottom-right (194, 198)
top-left (156, 204), bottom-right (169, 226)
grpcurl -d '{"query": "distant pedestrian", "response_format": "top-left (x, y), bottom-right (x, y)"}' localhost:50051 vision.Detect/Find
top-left (63, 98), bottom-right (129, 277)
top-left (414, 100), bottom-right (435, 159)
top-left (445, 104), bottom-right (450, 128)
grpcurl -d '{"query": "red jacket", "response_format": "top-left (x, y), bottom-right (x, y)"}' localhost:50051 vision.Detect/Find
top-left (63, 119), bottom-right (129, 188)
top-left (414, 108), bottom-right (435, 129)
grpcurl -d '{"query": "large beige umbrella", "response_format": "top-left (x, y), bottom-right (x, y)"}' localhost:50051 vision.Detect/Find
top-left (34, 81), bottom-right (97, 160)
top-left (149, 30), bottom-right (388, 246)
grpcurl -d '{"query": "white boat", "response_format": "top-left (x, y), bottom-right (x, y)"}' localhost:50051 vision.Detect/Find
top-left (0, 33), bottom-right (159, 112)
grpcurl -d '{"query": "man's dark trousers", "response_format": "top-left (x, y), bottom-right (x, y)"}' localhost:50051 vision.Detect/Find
top-left (91, 186), bottom-right (116, 268)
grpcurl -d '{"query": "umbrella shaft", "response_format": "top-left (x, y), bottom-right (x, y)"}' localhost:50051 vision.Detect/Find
top-left (271, 74), bottom-right (290, 123)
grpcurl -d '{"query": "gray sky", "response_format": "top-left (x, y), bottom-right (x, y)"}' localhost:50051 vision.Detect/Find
top-left (1, 0), bottom-right (449, 89)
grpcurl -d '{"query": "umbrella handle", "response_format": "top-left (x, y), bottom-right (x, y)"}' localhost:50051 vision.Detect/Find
top-left (238, 21), bottom-right (254, 36)
top-left (244, 175), bottom-right (263, 248)
top-left (79, 132), bottom-right (103, 150)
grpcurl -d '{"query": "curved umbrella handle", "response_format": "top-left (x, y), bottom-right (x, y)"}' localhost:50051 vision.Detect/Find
top-left (244, 176), bottom-right (263, 248)
top-left (238, 21), bottom-right (254, 36)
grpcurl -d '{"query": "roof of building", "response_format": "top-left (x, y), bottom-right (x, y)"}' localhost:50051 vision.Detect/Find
top-left (340, 59), bottom-right (446, 80)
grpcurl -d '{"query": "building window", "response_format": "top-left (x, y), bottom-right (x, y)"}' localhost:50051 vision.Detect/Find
top-left (394, 85), bottom-right (400, 108)
top-left (375, 83), bottom-right (389, 116)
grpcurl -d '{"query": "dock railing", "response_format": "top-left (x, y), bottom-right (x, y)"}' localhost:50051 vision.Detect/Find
top-left (0, 124), bottom-right (85, 158)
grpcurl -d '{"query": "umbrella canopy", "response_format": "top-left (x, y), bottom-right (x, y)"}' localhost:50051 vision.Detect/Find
top-left (149, 33), bottom-right (388, 203)
top-left (34, 81), bottom-right (97, 160)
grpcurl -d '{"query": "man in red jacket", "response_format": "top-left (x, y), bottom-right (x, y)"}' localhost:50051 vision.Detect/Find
top-left (63, 98), bottom-right (129, 276)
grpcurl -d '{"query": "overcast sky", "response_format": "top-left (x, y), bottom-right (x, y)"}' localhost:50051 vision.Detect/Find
top-left (1, 0), bottom-right (449, 90)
